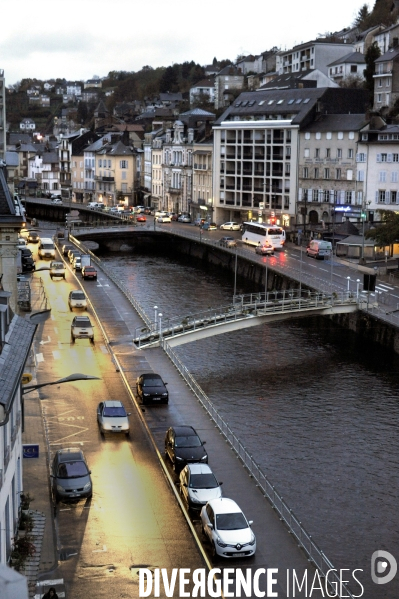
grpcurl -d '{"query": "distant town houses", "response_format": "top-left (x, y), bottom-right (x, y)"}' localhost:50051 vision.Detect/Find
top-left (4, 20), bottom-right (399, 232)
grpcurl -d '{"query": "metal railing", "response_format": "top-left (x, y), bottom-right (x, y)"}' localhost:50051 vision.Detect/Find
top-left (133, 290), bottom-right (359, 347)
top-left (163, 340), bottom-right (356, 598)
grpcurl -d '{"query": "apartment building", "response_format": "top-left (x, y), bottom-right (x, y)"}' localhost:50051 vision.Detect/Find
top-left (191, 140), bottom-right (213, 221)
top-left (374, 46), bottom-right (399, 110)
top-left (95, 138), bottom-right (136, 206)
top-left (298, 114), bottom-right (366, 228)
top-left (212, 88), bottom-right (369, 227)
top-left (358, 119), bottom-right (399, 221)
top-left (276, 41), bottom-right (356, 76)
top-left (162, 121), bottom-right (193, 214)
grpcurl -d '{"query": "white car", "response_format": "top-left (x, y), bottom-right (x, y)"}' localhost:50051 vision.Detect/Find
top-left (220, 222), bottom-right (241, 231)
top-left (73, 255), bottom-right (82, 271)
top-left (51, 197), bottom-right (62, 204)
top-left (201, 498), bottom-right (256, 558)
top-left (49, 261), bottom-right (66, 280)
top-left (179, 464), bottom-right (222, 511)
top-left (97, 400), bottom-right (131, 436)
top-left (157, 215), bottom-right (172, 223)
top-left (154, 210), bottom-right (168, 218)
top-left (71, 315), bottom-right (94, 343)
top-left (68, 290), bottom-right (87, 311)
top-left (17, 237), bottom-right (27, 249)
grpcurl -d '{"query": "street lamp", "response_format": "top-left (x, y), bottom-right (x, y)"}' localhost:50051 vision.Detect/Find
top-left (356, 279), bottom-right (361, 299)
top-left (233, 246), bottom-right (238, 297)
top-left (158, 313), bottom-right (163, 342)
top-left (347, 276), bottom-right (351, 293)
top-left (154, 305), bottom-right (158, 326)
top-left (22, 373), bottom-right (101, 395)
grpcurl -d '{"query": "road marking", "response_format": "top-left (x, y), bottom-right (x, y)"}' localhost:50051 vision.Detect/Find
top-left (38, 579), bottom-right (64, 586)
top-left (54, 327), bottom-right (58, 334)
top-left (377, 283), bottom-right (394, 290)
top-left (40, 336), bottom-right (51, 345)
top-left (52, 350), bottom-right (61, 360)
top-left (92, 545), bottom-right (107, 553)
top-left (100, 345), bottom-right (108, 354)
top-left (36, 353), bottom-right (44, 363)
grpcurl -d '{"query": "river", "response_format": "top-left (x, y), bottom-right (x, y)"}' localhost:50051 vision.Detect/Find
top-left (97, 245), bottom-right (399, 598)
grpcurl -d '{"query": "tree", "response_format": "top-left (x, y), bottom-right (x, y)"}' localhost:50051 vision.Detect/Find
top-left (339, 75), bottom-right (365, 89)
top-left (364, 42), bottom-right (381, 94)
top-left (353, 4), bottom-right (371, 29)
top-left (365, 210), bottom-right (399, 246)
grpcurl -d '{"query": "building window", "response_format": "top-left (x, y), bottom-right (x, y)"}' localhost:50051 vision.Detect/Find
top-left (338, 132), bottom-right (343, 140)
top-left (378, 79), bottom-right (382, 87)
top-left (336, 168), bottom-right (341, 180)
top-left (377, 94), bottom-right (382, 103)
top-left (379, 190), bottom-right (386, 203)
top-left (315, 148), bottom-right (320, 158)
top-left (315, 132), bottom-right (321, 140)
top-left (326, 132), bottom-right (332, 140)
top-left (347, 169), bottom-right (353, 180)
top-left (346, 191), bottom-right (353, 203)
top-left (326, 148), bottom-right (331, 158)
top-left (305, 132), bottom-right (310, 140)
top-left (348, 149), bottom-right (354, 159)
top-left (324, 168), bottom-right (330, 179)
top-left (392, 172), bottom-right (398, 183)
top-left (120, 160), bottom-right (128, 168)
top-left (303, 167), bottom-right (309, 178)
top-left (379, 171), bottom-right (387, 182)
top-left (337, 148), bottom-right (342, 158)
top-left (314, 168), bottom-right (319, 178)
top-left (391, 190), bottom-right (398, 203)
top-left (304, 148), bottom-right (310, 158)
top-left (357, 170), bottom-right (364, 182)
top-left (357, 153), bottom-right (366, 162)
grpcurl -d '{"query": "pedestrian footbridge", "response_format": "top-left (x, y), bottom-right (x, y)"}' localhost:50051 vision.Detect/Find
top-left (133, 290), bottom-right (363, 348)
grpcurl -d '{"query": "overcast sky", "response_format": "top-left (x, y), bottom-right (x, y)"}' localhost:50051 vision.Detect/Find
top-left (1, 0), bottom-right (371, 85)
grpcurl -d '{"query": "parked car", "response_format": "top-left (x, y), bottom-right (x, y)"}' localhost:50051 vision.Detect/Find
top-left (177, 214), bottom-right (191, 223)
top-left (134, 205), bottom-right (145, 213)
top-left (27, 231), bottom-right (40, 243)
top-left (71, 315), bottom-right (94, 343)
top-left (255, 242), bottom-right (274, 256)
top-left (136, 373), bottom-right (169, 404)
top-left (17, 237), bottom-right (27, 249)
top-left (49, 261), bottom-right (66, 280)
top-left (21, 255), bottom-right (35, 272)
top-left (51, 197), bottom-right (62, 204)
top-left (157, 214), bottom-right (172, 223)
top-left (179, 464), bottom-right (223, 511)
top-left (97, 400), bottom-right (131, 436)
top-left (144, 207), bottom-right (153, 215)
top-left (194, 217), bottom-right (205, 227)
top-left (201, 222), bottom-right (217, 231)
top-left (82, 265), bottom-right (98, 280)
top-left (200, 497), bottom-right (256, 558)
top-left (219, 222), bottom-right (241, 231)
top-left (164, 425), bottom-right (208, 472)
top-left (62, 243), bottom-right (73, 256)
top-left (170, 212), bottom-right (179, 221)
top-left (68, 290), bottom-right (87, 311)
top-left (136, 215), bottom-right (146, 222)
top-left (51, 448), bottom-right (92, 503)
top-left (154, 210), bottom-right (168, 218)
top-left (306, 240), bottom-right (332, 260)
top-left (73, 255), bottom-right (82, 271)
top-left (219, 236), bottom-right (237, 248)
top-left (96, 202), bottom-right (105, 210)
top-left (88, 202), bottom-right (101, 210)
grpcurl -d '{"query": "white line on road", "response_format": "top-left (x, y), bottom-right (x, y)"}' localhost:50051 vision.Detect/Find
top-left (92, 545), bottom-right (107, 553)
top-left (377, 284), bottom-right (395, 290)
top-left (52, 350), bottom-right (61, 360)
top-left (100, 345), bottom-right (108, 354)
top-left (36, 353), bottom-right (44, 363)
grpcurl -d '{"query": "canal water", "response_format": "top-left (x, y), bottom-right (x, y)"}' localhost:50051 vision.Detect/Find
top-left (100, 247), bottom-right (398, 597)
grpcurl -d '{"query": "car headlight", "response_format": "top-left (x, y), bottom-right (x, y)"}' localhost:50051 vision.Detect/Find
top-left (249, 532), bottom-right (256, 545)
top-left (175, 456), bottom-right (184, 461)
top-left (102, 423), bottom-right (112, 430)
top-left (162, 392), bottom-right (168, 396)
top-left (143, 393), bottom-right (150, 397)
top-left (56, 485), bottom-right (65, 492)
top-left (83, 482), bottom-right (92, 491)
top-left (189, 494), bottom-right (202, 504)
top-left (200, 455), bottom-right (208, 462)
top-left (216, 537), bottom-right (227, 547)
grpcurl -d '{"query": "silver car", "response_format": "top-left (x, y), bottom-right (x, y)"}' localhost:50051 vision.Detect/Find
top-left (97, 400), bottom-right (131, 436)
top-left (51, 448), bottom-right (92, 503)
top-left (179, 463), bottom-right (222, 511)
top-left (68, 290), bottom-right (87, 311)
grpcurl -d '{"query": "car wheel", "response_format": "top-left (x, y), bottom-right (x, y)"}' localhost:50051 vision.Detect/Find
top-left (125, 431), bottom-right (130, 437)
top-left (90, 338), bottom-right (94, 344)
top-left (71, 335), bottom-right (75, 343)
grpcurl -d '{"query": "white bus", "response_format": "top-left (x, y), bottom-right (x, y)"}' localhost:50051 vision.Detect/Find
top-left (242, 222), bottom-right (286, 249)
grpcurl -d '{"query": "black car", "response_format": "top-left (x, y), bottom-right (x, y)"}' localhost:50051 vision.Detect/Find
top-left (164, 425), bottom-right (208, 472)
top-left (136, 373), bottom-right (168, 404)
top-left (21, 256), bottom-right (35, 272)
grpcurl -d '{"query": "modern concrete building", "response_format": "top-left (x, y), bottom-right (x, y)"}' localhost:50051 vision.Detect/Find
top-left (276, 41), bottom-right (356, 77)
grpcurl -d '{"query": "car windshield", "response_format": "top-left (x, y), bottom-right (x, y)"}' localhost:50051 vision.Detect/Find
top-left (103, 406), bottom-right (126, 417)
top-left (71, 292), bottom-right (85, 300)
top-left (216, 512), bottom-right (248, 530)
top-left (189, 473), bottom-right (218, 489)
top-left (85, 267), bottom-right (95, 271)
top-left (52, 263), bottom-right (63, 269)
top-left (74, 318), bottom-right (91, 326)
top-left (142, 379), bottom-right (163, 387)
top-left (175, 435), bottom-right (202, 448)
top-left (57, 460), bottom-right (89, 478)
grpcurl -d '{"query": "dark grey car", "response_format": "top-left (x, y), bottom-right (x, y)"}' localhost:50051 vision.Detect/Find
top-left (165, 425), bottom-right (208, 472)
top-left (136, 373), bottom-right (169, 404)
top-left (51, 448), bottom-right (92, 503)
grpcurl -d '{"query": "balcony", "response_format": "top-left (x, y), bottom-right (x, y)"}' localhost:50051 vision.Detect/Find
top-left (95, 176), bottom-right (114, 182)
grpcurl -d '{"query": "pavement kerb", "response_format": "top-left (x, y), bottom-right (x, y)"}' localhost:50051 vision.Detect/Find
top-left (53, 238), bottom-right (214, 575)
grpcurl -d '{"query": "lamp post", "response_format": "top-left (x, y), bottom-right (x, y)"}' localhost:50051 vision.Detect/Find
top-left (264, 257), bottom-right (268, 302)
top-left (22, 373), bottom-right (101, 395)
top-left (347, 276), bottom-right (351, 293)
top-left (158, 313), bottom-right (163, 342)
top-left (356, 278), bottom-right (361, 299)
top-left (233, 246), bottom-right (238, 297)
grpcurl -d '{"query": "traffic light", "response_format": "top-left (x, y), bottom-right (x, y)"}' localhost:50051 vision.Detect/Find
top-left (361, 212), bottom-right (367, 220)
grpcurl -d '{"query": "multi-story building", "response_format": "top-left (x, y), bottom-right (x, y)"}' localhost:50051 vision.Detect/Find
top-left (83, 137), bottom-right (104, 203)
top-left (0, 165), bottom-right (36, 568)
top-left (358, 117), bottom-right (399, 222)
top-left (298, 114), bottom-right (366, 229)
top-left (0, 70), bottom-right (5, 162)
top-left (189, 78), bottom-right (215, 106)
top-left (373, 46), bottom-right (399, 110)
top-left (214, 66), bottom-right (244, 109)
top-left (191, 139), bottom-right (213, 221)
top-left (374, 23), bottom-right (399, 55)
top-left (276, 41), bottom-right (355, 76)
top-left (162, 121), bottom-right (193, 214)
top-left (327, 52), bottom-right (366, 84)
top-left (151, 136), bottom-right (164, 210)
top-left (28, 151), bottom-right (60, 196)
top-left (212, 87), bottom-right (369, 228)
top-left (95, 138), bottom-right (137, 206)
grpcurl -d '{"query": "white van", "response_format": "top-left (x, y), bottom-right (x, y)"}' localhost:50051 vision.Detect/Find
top-left (38, 237), bottom-right (56, 259)
top-left (306, 240), bottom-right (332, 260)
